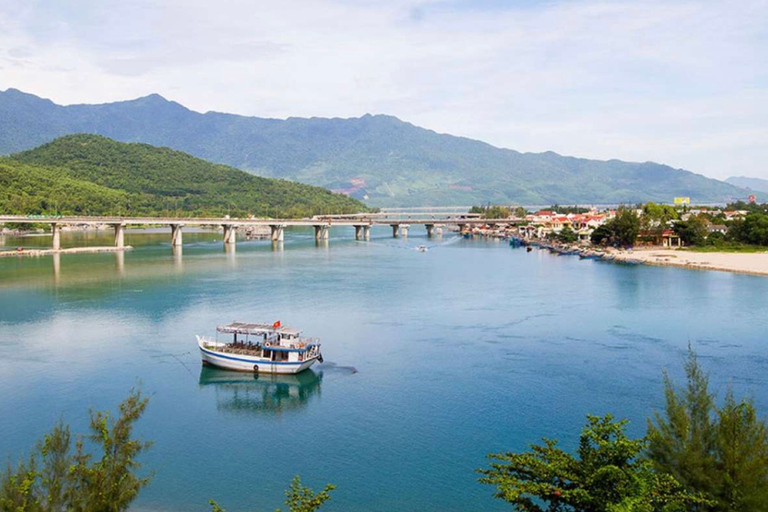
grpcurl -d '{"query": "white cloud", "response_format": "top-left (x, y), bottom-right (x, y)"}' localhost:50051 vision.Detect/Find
top-left (0, 0), bottom-right (766, 179)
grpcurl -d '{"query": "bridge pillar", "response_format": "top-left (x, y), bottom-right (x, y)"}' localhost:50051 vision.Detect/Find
top-left (354, 225), bottom-right (364, 240)
top-left (435, 224), bottom-right (444, 238)
top-left (314, 225), bottom-right (329, 241)
top-left (223, 224), bottom-right (237, 245)
top-left (114, 223), bottom-right (125, 248)
top-left (171, 224), bottom-right (183, 246)
top-left (52, 223), bottom-right (61, 251)
top-left (270, 224), bottom-right (285, 242)
top-left (425, 224), bottom-right (434, 238)
top-left (363, 226), bottom-right (371, 240)
top-left (391, 224), bottom-right (400, 238)
top-left (400, 224), bottom-right (410, 237)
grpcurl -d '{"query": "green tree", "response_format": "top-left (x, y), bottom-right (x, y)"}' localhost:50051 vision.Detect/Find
top-left (647, 349), bottom-right (717, 495)
top-left (612, 207), bottom-right (640, 247)
top-left (210, 476), bottom-right (335, 512)
top-left (553, 225), bottom-right (578, 244)
top-left (704, 232), bottom-right (726, 246)
top-left (590, 208), bottom-right (640, 247)
top-left (729, 213), bottom-right (768, 246)
top-left (641, 203), bottom-right (679, 231)
top-left (479, 415), bottom-right (706, 512)
top-left (591, 224), bottom-right (614, 246)
top-left (484, 206), bottom-right (511, 219)
top-left (0, 390), bottom-right (152, 512)
top-left (673, 217), bottom-right (708, 246)
top-left (647, 348), bottom-right (768, 511)
top-left (715, 391), bottom-right (768, 511)
top-left (514, 206), bottom-right (528, 219)
top-left (67, 390), bottom-right (153, 512)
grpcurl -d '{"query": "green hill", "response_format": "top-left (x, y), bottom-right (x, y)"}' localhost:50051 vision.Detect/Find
top-left (0, 157), bottom-right (133, 215)
top-left (0, 88), bottom-right (749, 206)
top-left (4, 134), bottom-right (369, 217)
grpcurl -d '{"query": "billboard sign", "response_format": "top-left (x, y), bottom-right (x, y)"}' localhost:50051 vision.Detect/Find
top-left (674, 197), bottom-right (691, 205)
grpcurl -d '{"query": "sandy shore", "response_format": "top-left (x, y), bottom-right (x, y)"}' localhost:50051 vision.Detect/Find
top-left (610, 248), bottom-right (768, 276)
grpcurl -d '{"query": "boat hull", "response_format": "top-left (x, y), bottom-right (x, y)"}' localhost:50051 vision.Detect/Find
top-left (199, 345), bottom-right (318, 374)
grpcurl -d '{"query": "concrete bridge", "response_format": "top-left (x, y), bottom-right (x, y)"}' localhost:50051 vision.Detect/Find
top-left (0, 214), bottom-right (521, 251)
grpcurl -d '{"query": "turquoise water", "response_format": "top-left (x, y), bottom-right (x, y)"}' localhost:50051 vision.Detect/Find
top-left (1, 228), bottom-right (767, 512)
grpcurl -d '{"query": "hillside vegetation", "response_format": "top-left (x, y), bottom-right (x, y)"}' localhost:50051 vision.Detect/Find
top-left (0, 88), bottom-right (748, 206)
top-left (0, 157), bottom-right (132, 215)
top-left (3, 134), bottom-right (368, 217)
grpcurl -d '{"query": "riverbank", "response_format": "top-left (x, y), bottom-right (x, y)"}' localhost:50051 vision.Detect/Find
top-left (609, 248), bottom-right (768, 276)
top-left (529, 240), bottom-right (768, 277)
top-left (0, 246), bottom-right (133, 258)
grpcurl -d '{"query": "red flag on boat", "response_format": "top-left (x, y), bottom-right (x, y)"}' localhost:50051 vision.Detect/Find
top-left (272, 320), bottom-right (281, 329)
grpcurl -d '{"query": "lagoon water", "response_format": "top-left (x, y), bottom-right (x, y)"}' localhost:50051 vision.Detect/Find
top-left (1, 227), bottom-right (767, 512)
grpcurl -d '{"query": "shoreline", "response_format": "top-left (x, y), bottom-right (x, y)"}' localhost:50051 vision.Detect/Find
top-left (609, 248), bottom-right (768, 277)
top-left (528, 240), bottom-right (768, 277)
top-left (0, 246), bottom-right (133, 258)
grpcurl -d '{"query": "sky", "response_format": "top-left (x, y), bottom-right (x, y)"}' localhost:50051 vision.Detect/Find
top-left (1, 0), bottom-right (767, 180)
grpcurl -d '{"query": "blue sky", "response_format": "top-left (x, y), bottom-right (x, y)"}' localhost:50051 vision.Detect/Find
top-left (1, 0), bottom-right (767, 180)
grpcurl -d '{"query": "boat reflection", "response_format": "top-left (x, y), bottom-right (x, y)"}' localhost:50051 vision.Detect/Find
top-left (198, 367), bottom-right (322, 416)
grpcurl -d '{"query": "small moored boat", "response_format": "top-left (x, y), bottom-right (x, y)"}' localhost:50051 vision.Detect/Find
top-left (197, 321), bottom-right (323, 374)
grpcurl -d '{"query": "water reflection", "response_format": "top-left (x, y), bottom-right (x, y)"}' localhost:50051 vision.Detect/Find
top-left (172, 245), bottom-right (183, 272)
top-left (52, 252), bottom-right (61, 284)
top-left (115, 250), bottom-right (125, 275)
top-left (198, 367), bottom-right (322, 416)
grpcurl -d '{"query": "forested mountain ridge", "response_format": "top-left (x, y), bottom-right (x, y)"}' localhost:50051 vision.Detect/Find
top-left (0, 88), bottom-right (747, 206)
top-left (2, 134), bottom-right (368, 217)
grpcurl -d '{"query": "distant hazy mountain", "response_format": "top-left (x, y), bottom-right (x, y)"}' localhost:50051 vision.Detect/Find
top-left (726, 176), bottom-right (768, 194)
top-left (0, 88), bottom-right (747, 206)
top-left (3, 134), bottom-right (368, 217)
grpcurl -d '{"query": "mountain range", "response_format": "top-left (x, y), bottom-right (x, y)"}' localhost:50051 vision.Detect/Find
top-left (0, 88), bottom-right (749, 206)
top-left (725, 176), bottom-right (768, 194)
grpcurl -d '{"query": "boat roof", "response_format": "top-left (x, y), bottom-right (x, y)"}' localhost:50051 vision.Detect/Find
top-left (217, 321), bottom-right (302, 336)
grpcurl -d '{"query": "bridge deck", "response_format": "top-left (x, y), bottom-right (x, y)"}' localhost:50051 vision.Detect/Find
top-left (0, 215), bottom-right (517, 226)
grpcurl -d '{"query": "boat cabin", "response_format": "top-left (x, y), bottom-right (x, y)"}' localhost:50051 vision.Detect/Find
top-left (212, 322), bottom-right (320, 363)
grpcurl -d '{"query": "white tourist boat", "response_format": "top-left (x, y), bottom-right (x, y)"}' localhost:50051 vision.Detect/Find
top-left (197, 321), bottom-right (323, 374)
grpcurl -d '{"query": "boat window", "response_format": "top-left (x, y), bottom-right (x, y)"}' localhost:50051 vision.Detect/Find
top-left (263, 350), bottom-right (271, 359)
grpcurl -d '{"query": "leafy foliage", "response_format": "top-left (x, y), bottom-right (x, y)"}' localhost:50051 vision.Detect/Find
top-left (470, 205), bottom-right (510, 219)
top-left (724, 201), bottom-right (768, 214)
top-left (0, 88), bottom-right (747, 207)
top-left (647, 348), bottom-right (768, 511)
top-left (551, 225), bottom-right (578, 244)
top-left (479, 415), bottom-right (707, 512)
top-left (728, 213), bottom-right (768, 246)
top-left (0, 390), bottom-right (151, 512)
top-left (548, 205), bottom-right (591, 215)
top-left (209, 476), bottom-right (335, 512)
top-left (673, 217), bottom-right (708, 246)
top-left (3, 134), bottom-right (369, 218)
top-left (590, 207), bottom-right (640, 247)
top-left (641, 203), bottom-right (679, 231)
